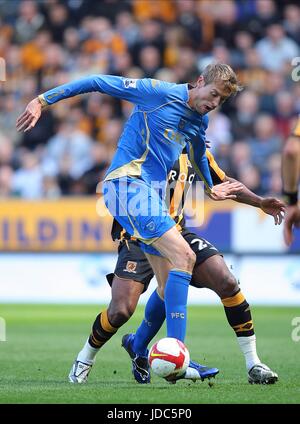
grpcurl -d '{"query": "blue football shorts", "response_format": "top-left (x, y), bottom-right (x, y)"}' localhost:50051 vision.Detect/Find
top-left (103, 177), bottom-right (176, 248)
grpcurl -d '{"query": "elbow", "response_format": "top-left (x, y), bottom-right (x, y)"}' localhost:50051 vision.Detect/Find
top-left (283, 137), bottom-right (300, 159)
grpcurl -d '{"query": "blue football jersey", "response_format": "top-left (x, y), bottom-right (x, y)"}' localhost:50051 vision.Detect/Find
top-left (40, 75), bottom-right (213, 191)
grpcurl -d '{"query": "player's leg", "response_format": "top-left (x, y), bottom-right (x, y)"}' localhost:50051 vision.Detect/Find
top-left (131, 254), bottom-right (170, 357)
top-left (90, 274), bottom-right (144, 348)
top-left (69, 276), bottom-right (143, 384)
top-left (121, 284), bottom-right (166, 384)
top-left (69, 240), bottom-right (150, 384)
top-left (122, 253), bottom-right (172, 383)
top-left (120, 247), bottom-right (172, 383)
top-left (189, 233), bottom-right (278, 384)
top-left (104, 177), bottom-right (195, 341)
top-left (151, 226), bottom-right (196, 342)
top-left (130, 251), bottom-right (218, 384)
top-left (105, 178), bottom-right (195, 342)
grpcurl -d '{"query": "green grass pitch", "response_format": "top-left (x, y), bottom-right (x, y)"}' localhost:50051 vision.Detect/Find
top-left (0, 304), bottom-right (299, 404)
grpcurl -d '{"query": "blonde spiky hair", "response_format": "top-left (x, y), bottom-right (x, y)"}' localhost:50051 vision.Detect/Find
top-left (202, 63), bottom-right (243, 98)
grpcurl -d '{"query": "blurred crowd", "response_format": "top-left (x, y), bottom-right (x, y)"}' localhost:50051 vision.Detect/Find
top-left (0, 0), bottom-right (300, 199)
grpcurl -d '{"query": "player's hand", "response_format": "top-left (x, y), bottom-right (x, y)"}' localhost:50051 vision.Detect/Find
top-left (209, 181), bottom-right (243, 201)
top-left (260, 197), bottom-right (286, 225)
top-left (284, 205), bottom-right (300, 246)
top-left (16, 97), bottom-right (42, 132)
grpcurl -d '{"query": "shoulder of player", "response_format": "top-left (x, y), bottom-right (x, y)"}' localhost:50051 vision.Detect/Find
top-left (140, 78), bottom-right (188, 100)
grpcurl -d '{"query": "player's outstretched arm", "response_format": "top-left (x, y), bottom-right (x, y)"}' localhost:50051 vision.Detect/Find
top-left (204, 148), bottom-right (285, 223)
top-left (16, 75), bottom-right (123, 133)
top-left (16, 74), bottom-right (169, 133)
top-left (224, 176), bottom-right (285, 225)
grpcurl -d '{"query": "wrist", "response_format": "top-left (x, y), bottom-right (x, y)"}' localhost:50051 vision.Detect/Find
top-left (257, 196), bottom-right (264, 208)
top-left (37, 94), bottom-right (48, 108)
top-left (282, 190), bottom-right (298, 206)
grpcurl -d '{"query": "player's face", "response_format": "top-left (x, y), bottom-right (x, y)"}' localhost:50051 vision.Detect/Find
top-left (189, 77), bottom-right (229, 115)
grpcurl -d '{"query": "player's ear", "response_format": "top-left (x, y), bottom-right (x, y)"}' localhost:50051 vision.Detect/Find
top-left (196, 75), bottom-right (205, 87)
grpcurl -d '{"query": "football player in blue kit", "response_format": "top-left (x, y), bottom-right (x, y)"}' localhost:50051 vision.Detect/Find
top-left (17, 63), bottom-right (245, 379)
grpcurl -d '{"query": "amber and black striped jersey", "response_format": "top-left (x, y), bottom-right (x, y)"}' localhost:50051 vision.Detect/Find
top-left (292, 115), bottom-right (300, 137)
top-left (111, 150), bottom-right (225, 241)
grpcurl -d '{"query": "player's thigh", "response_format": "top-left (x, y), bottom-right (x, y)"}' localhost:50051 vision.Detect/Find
top-left (152, 225), bottom-right (195, 270)
top-left (183, 231), bottom-right (238, 297)
top-left (103, 177), bottom-right (175, 242)
top-left (107, 240), bottom-right (154, 310)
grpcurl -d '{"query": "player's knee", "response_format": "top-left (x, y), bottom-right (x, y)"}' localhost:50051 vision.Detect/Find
top-left (218, 273), bottom-right (239, 298)
top-left (157, 286), bottom-right (165, 300)
top-left (108, 304), bottom-right (134, 327)
top-left (184, 248), bottom-right (196, 271)
top-left (173, 248), bottom-right (196, 271)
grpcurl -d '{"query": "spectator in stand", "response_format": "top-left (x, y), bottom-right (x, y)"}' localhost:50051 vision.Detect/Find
top-left (132, 0), bottom-right (176, 24)
top-left (0, 165), bottom-right (14, 197)
top-left (249, 114), bottom-right (282, 174)
top-left (43, 119), bottom-right (94, 183)
top-left (138, 45), bottom-right (162, 78)
top-left (115, 11), bottom-right (140, 49)
top-left (214, 0), bottom-right (240, 49)
top-left (241, 0), bottom-right (279, 41)
top-left (205, 109), bottom-right (233, 155)
top-left (129, 19), bottom-right (165, 66)
top-left (175, 0), bottom-right (203, 50)
top-left (238, 164), bottom-right (264, 196)
top-left (259, 72), bottom-right (285, 114)
top-left (274, 91), bottom-right (297, 139)
top-left (230, 90), bottom-right (259, 140)
top-left (79, 143), bottom-right (109, 195)
top-left (14, 0), bottom-right (45, 43)
top-left (255, 22), bottom-right (299, 72)
top-left (283, 4), bottom-right (300, 45)
top-left (238, 47), bottom-right (267, 94)
top-left (231, 30), bottom-right (254, 69)
top-left (12, 150), bottom-right (44, 199)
